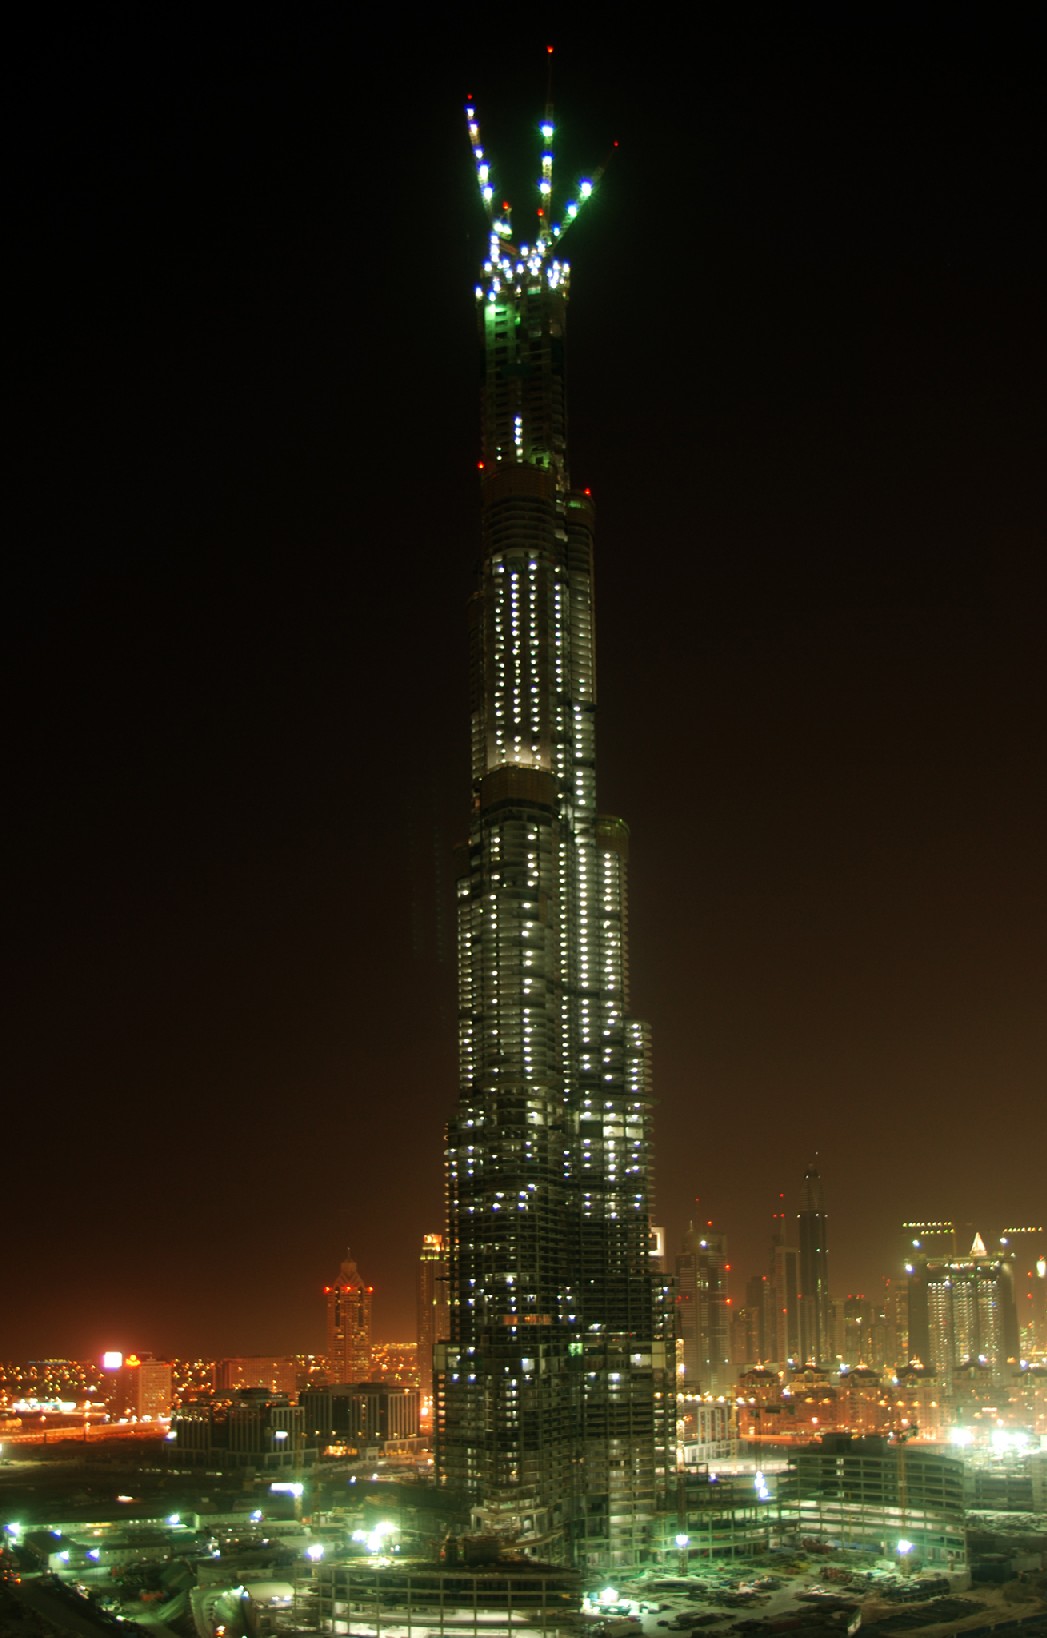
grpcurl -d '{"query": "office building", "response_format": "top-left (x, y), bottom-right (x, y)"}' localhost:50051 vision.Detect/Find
top-left (324, 1248), bottom-right (372, 1383)
top-left (301, 1381), bottom-right (420, 1455)
top-left (100, 1352), bottom-right (172, 1419)
top-left (436, 97), bottom-right (672, 1568)
top-left (214, 1356), bottom-right (299, 1396)
top-left (169, 1388), bottom-right (307, 1471)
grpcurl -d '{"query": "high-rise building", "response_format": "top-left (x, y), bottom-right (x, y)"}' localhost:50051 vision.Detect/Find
top-left (766, 1200), bottom-right (801, 1364)
top-left (676, 1220), bottom-right (732, 1394)
top-left (907, 1232), bottom-right (1020, 1382)
top-left (797, 1164), bottom-right (831, 1365)
top-left (324, 1247), bottom-right (372, 1384)
top-left (100, 1351), bottom-right (173, 1419)
top-left (996, 1225), bottom-right (1046, 1356)
top-left (831, 1294), bottom-right (876, 1366)
top-left (417, 1231), bottom-right (449, 1408)
top-left (436, 94), bottom-right (672, 1570)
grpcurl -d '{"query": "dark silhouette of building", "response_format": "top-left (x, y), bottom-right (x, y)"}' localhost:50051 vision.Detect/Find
top-left (767, 1199), bottom-right (801, 1363)
top-left (300, 1382), bottom-right (420, 1452)
top-left (797, 1164), bottom-right (831, 1365)
top-left (676, 1219), bottom-right (732, 1394)
top-left (214, 1356), bottom-right (298, 1396)
top-left (169, 1388), bottom-right (307, 1471)
top-left (996, 1224), bottom-right (1047, 1355)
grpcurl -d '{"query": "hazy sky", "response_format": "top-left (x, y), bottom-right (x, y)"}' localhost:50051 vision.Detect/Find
top-left (6, 13), bottom-right (1043, 1359)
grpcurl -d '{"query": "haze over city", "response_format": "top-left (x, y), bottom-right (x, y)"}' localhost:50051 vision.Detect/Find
top-left (7, 13), bottom-right (1043, 1363)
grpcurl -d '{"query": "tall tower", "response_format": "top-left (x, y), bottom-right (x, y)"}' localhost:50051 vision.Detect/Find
top-left (324, 1248), bottom-right (372, 1384)
top-left (797, 1164), bottom-right (831, 1366)
top-left (996, 1225), bottom-right (1046, 1356)
top-left (766, 1196), bottom-right (801, 1363)
top-left (437, 85), bottom-right (671, 1570)
top-left (676, 1219), bottom-right (732, 1394)
top-left (907, 1232), bottom-right (1020, 1382)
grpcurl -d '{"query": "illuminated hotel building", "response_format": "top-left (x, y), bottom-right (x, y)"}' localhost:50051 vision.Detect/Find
top-left (436, 95), bottom-right (672, 1569)
top-left (907, 1233), bottom-right (1019, 1382)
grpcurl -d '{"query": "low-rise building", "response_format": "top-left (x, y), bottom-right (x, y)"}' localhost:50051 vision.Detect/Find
top-left (168, 1388), bottom-right (309, 1471)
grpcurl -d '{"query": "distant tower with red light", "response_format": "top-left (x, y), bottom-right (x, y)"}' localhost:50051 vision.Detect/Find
top-left (324, 1247), bottom-right (372, 1383)
top-left (676, 1215), bottom-right (732, 1394)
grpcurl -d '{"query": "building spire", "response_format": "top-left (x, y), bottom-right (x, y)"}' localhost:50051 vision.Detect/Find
top-left (465, 64), bottom-right (605, 307)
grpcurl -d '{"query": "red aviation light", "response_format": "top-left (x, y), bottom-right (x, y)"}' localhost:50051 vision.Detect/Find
top-left (583, 487), bottom-right (592, 496)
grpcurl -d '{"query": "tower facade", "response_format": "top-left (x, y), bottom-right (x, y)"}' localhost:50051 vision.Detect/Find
top-left (324, 1248), bottom-right (372, 1384)
top-left (436, 95), bottom-right (671, 1570)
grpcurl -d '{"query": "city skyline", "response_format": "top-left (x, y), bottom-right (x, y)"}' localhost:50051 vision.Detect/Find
top-left (6, 17), bottom-right (1043, 1361)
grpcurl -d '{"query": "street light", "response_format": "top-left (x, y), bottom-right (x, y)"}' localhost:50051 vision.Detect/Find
top-left (675, 1532), bottom-right (690, 1575)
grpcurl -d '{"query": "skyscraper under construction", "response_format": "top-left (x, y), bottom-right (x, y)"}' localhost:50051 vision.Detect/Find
top-left (435, 89), bottom-right (672, 1570)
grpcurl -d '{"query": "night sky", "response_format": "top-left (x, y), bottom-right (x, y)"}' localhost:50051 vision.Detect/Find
top-left (6, 13), bottom-right (1043, 1361)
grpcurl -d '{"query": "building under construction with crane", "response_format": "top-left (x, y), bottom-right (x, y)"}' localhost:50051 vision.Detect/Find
top-left (434, 69), bottom-right (674, 1571)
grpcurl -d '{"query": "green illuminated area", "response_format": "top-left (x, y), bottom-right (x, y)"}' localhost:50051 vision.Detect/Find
top-left (466, 94), bottom-right (602, 309)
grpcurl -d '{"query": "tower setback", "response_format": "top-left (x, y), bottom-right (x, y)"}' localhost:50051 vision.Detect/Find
top-left (435, 92), bottom-right (672, 1570)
